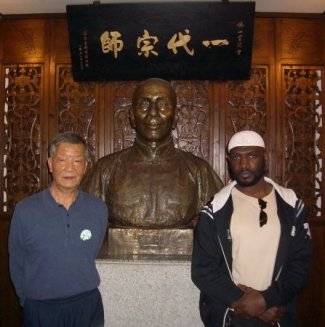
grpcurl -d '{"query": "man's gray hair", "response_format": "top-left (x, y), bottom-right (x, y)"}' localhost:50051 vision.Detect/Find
top-left (48, 132), bottom-right (90, 161)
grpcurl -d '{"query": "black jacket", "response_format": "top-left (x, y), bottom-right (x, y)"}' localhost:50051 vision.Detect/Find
top-left (191, 178), bottom-right (312, 327)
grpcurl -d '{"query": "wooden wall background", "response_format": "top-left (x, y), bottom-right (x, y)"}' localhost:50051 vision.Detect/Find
top-left (0, 12), bottom-right (324, 327)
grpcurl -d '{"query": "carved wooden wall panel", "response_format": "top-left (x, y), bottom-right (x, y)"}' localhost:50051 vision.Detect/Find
top-left (2, 65), bottom-right (42, 214)
top-left (112, 81), bottom-right (137, 152)
top-left (51, 19), bottom-right (71, 62)
top-left (172, 81), bottom-right (210, 160)
top-left (225, 66), bottom-right (268, 146)
top-left (56, 65), bottom-right (97, 165)
top-left (252, 18), bottom-right (275, 62)
top-left (276, 18), bottom-right (324, 63)
top-left (283, 67), bottom-right (323, 220)
top-left (2, 19), bottom-right (48, 62)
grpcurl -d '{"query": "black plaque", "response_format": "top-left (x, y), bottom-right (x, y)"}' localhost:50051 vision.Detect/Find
top-left (66, 2), bottom-right (255, 81)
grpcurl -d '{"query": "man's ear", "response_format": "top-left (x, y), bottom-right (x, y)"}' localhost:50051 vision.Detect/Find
top-left (129, 108), bottom-right (136, 129)
top-left (226, 154), bottom-right (231, 166)
top-left (263, 154), bottom-right (268, 174)
top-left (47, 157), bottom-right (53, 173)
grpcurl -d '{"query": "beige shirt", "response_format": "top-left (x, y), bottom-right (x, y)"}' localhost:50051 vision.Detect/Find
top-left (230, 187), bottom-right (280, 291)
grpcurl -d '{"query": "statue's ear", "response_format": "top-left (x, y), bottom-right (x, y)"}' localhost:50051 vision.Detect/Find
top-left (129, 108), bottom-right (136, 129)
top-left (172, 110), bottom-right (178, 129)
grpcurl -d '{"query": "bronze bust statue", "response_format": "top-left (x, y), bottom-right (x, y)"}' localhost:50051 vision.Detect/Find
top-left (82, 78), bottom-right (223, 256)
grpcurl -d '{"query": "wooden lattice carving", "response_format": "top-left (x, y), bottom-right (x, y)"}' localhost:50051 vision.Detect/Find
top-left (113, 81), bottom-right (137, 152)
top-left (3, 66), bottom-right (42, 213)
top-left (173, 81), bottom-right (210, 160)
top-left (57, 66), bottom-right (97, 165)
top-left (284, 68), bottom-right (323, 219)
top-left (226, 67), bottom-right (267, 141)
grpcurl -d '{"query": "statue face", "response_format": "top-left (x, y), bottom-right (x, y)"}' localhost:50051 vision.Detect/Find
top-left (130, 79), bottom-right (177, 146)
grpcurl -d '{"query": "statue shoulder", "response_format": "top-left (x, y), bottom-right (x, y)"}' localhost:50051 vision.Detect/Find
top-left (93, 147), bottom-right (132, 169)
top-left (176, 148), bottom-right (224, 190)
top-left (176, 148), bottom-right (213, 170)
top-left (81, 147), bottom-right (133, 193)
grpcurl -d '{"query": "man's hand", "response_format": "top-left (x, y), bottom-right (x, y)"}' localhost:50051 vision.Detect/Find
top-left (231, 286), bottom-right (266, 317)
top-left (231, 284), bottom-right (286, 323)
top-left (258, 306), bottom-right (286, 324)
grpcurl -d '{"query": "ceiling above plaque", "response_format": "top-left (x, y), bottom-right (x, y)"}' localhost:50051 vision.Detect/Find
top-left (1, 0), bottom-right (324, 15)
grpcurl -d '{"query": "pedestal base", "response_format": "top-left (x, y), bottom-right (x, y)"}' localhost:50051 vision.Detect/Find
top-left (108, 228), bottom-right (193, 257)
top-left (97, 259), bottom-right (203, 327)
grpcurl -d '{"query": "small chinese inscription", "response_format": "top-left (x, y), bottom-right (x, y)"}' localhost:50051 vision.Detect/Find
top-left (78, 30), bottom-right (89, 70)
top-left (236, 21), bottom-right (245, 56)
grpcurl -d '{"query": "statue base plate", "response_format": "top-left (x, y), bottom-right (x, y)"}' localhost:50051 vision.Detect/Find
top-left (107, 228), bottom-right (193, 258)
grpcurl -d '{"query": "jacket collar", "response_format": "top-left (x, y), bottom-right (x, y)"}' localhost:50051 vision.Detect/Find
top-left (211, 176), bottom-right (297, 213)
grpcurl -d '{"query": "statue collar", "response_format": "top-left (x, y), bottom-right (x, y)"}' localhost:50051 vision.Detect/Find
top-left (134, 137), bottom-right (175, 162)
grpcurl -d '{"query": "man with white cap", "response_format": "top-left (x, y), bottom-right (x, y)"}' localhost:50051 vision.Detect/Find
top-left (191, 130), bottom-right (312, 327)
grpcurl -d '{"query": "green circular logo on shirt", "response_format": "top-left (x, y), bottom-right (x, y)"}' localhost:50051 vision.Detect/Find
top-left (80, 229), bottom-right (92, 241)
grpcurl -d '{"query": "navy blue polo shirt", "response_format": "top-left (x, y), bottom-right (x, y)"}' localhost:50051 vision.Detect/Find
top-left (8, 188), bottom-right (108, 304)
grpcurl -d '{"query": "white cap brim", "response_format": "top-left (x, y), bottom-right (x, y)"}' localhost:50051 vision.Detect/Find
top-left (228, 130), bottom-right (265, 152)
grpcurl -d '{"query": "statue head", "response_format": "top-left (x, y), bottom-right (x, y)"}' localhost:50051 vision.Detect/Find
top-left (130, 78), bottom-right (178, 147)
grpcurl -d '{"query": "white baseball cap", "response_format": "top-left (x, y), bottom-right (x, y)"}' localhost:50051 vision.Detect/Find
top-left (228, 130), bottom-right (265, 152)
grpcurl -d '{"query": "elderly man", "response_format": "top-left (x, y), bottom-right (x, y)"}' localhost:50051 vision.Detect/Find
top-left (9, 132), bottom-right (108, 327)
top-left (192, 130), bottom-right (312, 327)
top-left (82, 78), bottom-right (223, 255)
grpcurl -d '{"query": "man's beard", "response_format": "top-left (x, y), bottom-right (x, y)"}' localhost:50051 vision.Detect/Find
top-left (229, 161), bottom-right (266, 187)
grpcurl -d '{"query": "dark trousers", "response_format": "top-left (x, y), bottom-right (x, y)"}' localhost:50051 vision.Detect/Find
top-left (226, 312), bottom-right (274, 327)
top-left (23, 288), bottom-right (104, 327)
top-left (226, 308), bottom-right (295, 327)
